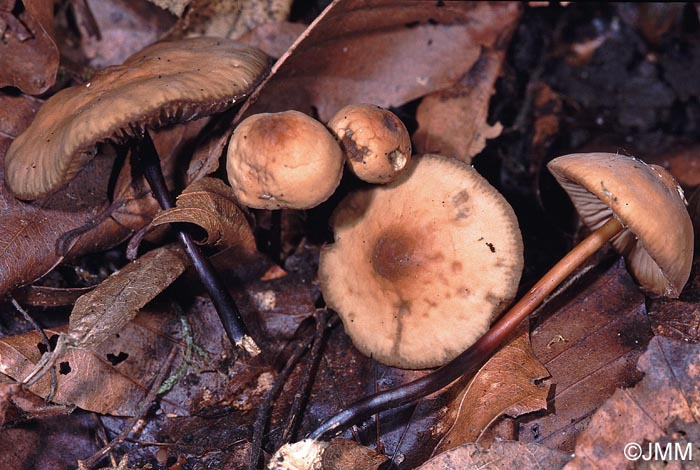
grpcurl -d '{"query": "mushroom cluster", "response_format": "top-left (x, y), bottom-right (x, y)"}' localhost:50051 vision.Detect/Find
top-left (307, 151), bottom-right (694, 440)
top-left (225, 104), bottom-right (412, 211)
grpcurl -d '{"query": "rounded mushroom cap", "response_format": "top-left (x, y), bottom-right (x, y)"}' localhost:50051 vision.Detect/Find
top-left (319, 154), bottom-right (523, 369)
top-left (547, 152), bottom-right (694, 297)
top-left (327, 104), bottom-right (412, 184)
top-left (226, 110), bottom-right (344, 210)
top-left (5, 37), bottom-right (269, 200)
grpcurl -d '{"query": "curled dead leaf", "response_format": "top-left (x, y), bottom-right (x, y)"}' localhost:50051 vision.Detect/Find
top-left (149, 177), bottom-right (256, 252)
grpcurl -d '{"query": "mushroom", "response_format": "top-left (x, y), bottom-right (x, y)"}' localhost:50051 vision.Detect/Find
top-left (226, 110), bottom-right (344, 210)
top-left (4, 37), bottom-right (270, 354)
top-left (308, 152), bottom-right (693, 439)
top-left (319, 154), bottom-right (524, 369)
top-left (327, 104), bottom-right (412, 184)
top-left (548, 153), bottom-right (693, 297)
top-left (5, 37), bottom-right (269, 200)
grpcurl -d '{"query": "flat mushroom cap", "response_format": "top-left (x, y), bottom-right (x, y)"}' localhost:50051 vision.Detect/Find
top-left (319, 154), bottom-right (524, 369)
top-left (547, 152), bottom-right (694, 297)
top-left (5, 37), bottom-right (269, 200)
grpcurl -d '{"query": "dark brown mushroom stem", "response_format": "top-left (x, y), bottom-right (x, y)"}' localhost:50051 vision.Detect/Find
top-left (269, 209), bottom-right (282, 264)
top-left (134, 130), bottom-right (260, 356)
top-left (308, 216), bottom-right (623, 439)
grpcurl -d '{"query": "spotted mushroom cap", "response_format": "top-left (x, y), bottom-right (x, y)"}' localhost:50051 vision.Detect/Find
top-left (548, 152), bottom-right (694, 297)
top-left (327, 104), bottom-right (412, 184)
top-left (5, 37), bottom-right (269, 200)
top-left (319, 154), bottom-right (524, 369)
top-left (226, 110), bottom-right (344, 210)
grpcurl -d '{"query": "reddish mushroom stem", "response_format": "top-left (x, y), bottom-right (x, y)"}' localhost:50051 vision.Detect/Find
top-left (135, 130), bottom-right (260, 356)
top-left (308, 216), bottom-right (623, 439)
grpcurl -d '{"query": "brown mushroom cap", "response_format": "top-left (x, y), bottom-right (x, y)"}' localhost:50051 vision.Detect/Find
top-left (547, 152), bottom-right (694, 297)
top-left (226, 110), bottom-right (344, 210)
top-left (327, 104), bottom-right (412, 184)
top-left (319, 154), bottom-right (523, 368)
top-left (5, 37), bottom-right (269, 200)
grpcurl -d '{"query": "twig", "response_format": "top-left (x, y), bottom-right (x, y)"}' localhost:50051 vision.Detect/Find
top-left (279, 309), bottom-right (330, 444)
top-left (56, 198), bottom-right (129, 258)
top-left (91, 413), bottom-right (118, 468)
top-left (248, 313), bottom-right (335, 470)
top-left (78, 346), bottom-right (179, 470)
top-left (10, 297), bottom-right (57, 401)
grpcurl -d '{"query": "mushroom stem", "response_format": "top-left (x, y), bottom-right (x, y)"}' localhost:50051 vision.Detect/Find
top-left (308, 216), bottom-right (623, 439)
top-left (269, 209), bottom-right (282, 264)
top-left (135, 131), bottom-right (260, 356)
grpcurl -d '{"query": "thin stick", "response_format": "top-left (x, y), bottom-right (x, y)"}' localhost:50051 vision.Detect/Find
top-left (134, 131), bottom-right (259, 356)
top-left (280, 310), bottom-right (329, 444)
top-left (78, 346), bottom-right (178, 469)
top-left (10, 297), bottom-right (58, 401)
top-left (249, 326), bottom-right (317, 470)
top-left (308, 217), bottom-right (624, 439)
top-left (90, 414), bottom-right (118, 468)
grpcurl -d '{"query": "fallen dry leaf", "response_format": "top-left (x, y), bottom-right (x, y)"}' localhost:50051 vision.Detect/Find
top-left (239, 1), bottom-right (523, 122)
top-left (0, 324), bottom-right (168, 416)
top-left (238, 21), bottom-right (307, 59)
top-left (0, 0), bottom-right (59, 94)
top-left (149, 177), bottom-right (256, 252)
top-left (322, 438), bottom-right (387, 470)
top-left (566, 336), bottom-right (700, 469)
top-left (65, 244), bottom-right (189, 350)
top-left (67, 0), bottom-right (176, 69)
top-left (418, 441), bottom-right (570, 470)
top-left (165, 0), bottom-right (292, 39)
top-left (12, 285), bottom-right (93, 307)
top-left (434, 329), bottom-right (551, 454)
top-left (647, 254), bottom-right (700, 343)
top-left (413, 46), bottom-right (512, 163)
top-left (0, 295), bottom-right (268, 417)
top-left (15, 244), bottom-right (190, 386)
top-left (518, 260), bottom-right (652, 452)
